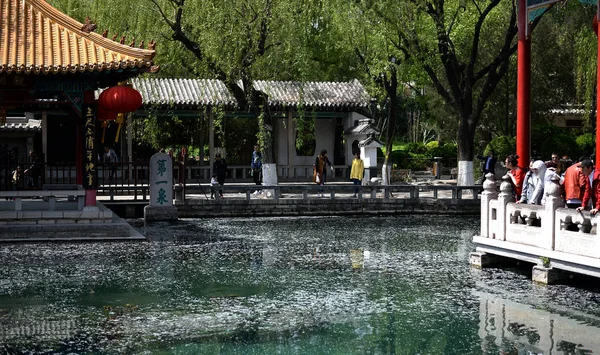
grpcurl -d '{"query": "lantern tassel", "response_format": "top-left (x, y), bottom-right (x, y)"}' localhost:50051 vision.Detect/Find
top-left (101, 120), bottom-right (108, 144)
top-left (114, 113), bottom-right (124, 143)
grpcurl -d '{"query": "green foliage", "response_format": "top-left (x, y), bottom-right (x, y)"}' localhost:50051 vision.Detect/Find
top-left (539, 133), bottom-right (579, 161)
top-left (486, 136), bottom-right (516, 163)
top-left (576, 133), bottom-right (595, 157)
top-left (389, 142), bottom-right (457, 171)
top-left (540, 256), bottom-right (551, 268)
top-left (532, 124), bottom-right (580, 159)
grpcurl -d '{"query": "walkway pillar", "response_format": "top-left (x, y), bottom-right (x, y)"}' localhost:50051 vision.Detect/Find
top-left (209, 109), bottom-right (214, 178)
top-left (287, 109), bottom-right (295, 178)
top-left (517, 0), bottom-right (531, 167)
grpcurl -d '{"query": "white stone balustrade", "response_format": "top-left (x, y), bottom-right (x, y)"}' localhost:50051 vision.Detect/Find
top-left (473, 173), bottom-right (600, 280)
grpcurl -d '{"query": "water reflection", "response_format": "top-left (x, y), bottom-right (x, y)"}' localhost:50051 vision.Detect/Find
top-left (0, 216), bottom-right (599, 354)
top-left (477, 290), bottom-right (599, 354)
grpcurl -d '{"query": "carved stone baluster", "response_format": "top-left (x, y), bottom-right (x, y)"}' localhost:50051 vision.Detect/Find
top-left (525, 212), bottom-right (537, 226)
top-left (543, 175), bottom-right (561, 250)
top-left (480, 173), bottom-right (498, 238)
top-left (497, 174), bottom-right (514, 241)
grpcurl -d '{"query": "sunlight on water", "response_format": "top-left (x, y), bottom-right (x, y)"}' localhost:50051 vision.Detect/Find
top-left (1, 215), bottom-right (600, 354)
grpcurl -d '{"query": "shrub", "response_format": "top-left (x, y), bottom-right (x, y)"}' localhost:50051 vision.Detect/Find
top-left (539, 133), bottom-right (579, 161)
top-left (486, 136), bottom-right (516, 161)
top-left (576, 133), bottom-right (595, 158)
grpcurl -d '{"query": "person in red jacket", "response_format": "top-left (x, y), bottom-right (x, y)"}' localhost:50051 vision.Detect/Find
top-left (563, 160), bottom-right (586, 209)
top-left (577, 159), bottom-right (597, 213)
top-left (505, 154), bottom-right (526, 200)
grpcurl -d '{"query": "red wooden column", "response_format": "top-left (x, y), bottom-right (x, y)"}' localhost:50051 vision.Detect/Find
top-left (596, 6), bottom-right (600, 162)
top-left (517, 0), bottom-right (531, 168)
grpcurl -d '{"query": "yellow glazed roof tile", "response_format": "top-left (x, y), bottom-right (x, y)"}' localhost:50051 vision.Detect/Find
top-left (0, 0), bottom-right (156, 75)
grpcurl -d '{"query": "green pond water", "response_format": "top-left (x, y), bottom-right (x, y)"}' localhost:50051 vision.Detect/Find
top-left (1, 215), bottom-right (600, 354)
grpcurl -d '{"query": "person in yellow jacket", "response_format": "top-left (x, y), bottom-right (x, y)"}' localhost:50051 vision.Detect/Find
top-left (350, 152), bottom-right (364, 197)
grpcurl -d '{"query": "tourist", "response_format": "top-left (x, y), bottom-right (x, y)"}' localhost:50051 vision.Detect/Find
top-left (350, 152), bottom-right (364, 197)
top-left (313, 149), bottom-right (333, 197)
top-left (103, 146), bottom-right (119, 183)
top-left (505, 154), bottom-right (525, 200)
top-left (546, 152), bottom-right (559, 169)
top-left (528, 160), bottom-right (547, 205)
top-left (24, 150), bottom-right (43, 190)
top-left (517, 160), bottom-right (535, 204)
top-left (577, 159), bottom-right (596, 213)
top-left (477, 150), bottom-right (497, 177)
top-left (563, 158), bottom-right (587, 209)
top-left (213, 153), bottom-right (228, 198)
top-left (11, 165), bottom-right (22, 191)
top-left (251, 145), bottom-right (262, 194)
top-left (209, 174), bottom-right (218, 199)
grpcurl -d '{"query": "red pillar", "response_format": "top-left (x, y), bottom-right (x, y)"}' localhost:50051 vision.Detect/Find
top-left (596, 15), bottom-right (600, 163)
top-left (517, 0), bottom-right (531, 168)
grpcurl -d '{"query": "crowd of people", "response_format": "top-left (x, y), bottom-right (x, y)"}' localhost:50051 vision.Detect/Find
top-left (500, 152), bottom-right (599, 213)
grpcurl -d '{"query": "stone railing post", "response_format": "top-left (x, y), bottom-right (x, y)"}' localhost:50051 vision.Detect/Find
top-left (497, 174), bottom-right (514, 241)
top-left (480, 173), bottom-right (498, 238)
top-left (543, 175), bottom-right (562, 251)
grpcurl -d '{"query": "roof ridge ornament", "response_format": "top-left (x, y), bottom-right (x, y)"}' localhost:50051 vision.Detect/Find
top-left (80, 16), bottom-right (97, 33)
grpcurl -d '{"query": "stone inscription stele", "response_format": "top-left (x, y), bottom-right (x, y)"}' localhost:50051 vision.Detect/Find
top-left (149, 153), bottom-right (173, 207)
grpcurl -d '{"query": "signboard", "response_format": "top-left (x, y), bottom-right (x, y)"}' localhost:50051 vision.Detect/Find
top-left (149, 152), bottom-right (173, 206)
top-left (83, 107), bottom-right (97, 189)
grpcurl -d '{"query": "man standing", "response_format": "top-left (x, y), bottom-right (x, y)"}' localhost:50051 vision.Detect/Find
top-left (577, 159), bottom-right (596, 212)
top-left (251, 145), bottom-right (262, 194)
top-left (563, 159), bottom-right (587, 209)
top-left (476, 150), bottom-right (496, 183)
top-left (213, 153), bottom-right (228, 198)
top-left (24, 150), bottom-right (43, 189)
top-left (546, 153), bottom-right (559, 169)
top-left (103, 146), bottom-right (119, 183)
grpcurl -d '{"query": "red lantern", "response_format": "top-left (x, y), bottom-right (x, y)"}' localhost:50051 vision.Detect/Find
top-left (97, 84), bottom-right (143, 114)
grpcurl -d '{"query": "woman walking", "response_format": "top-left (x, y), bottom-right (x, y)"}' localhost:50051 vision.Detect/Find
top-left (350, 152), bottom-right (364, 197)
top-left (313, 149), bottom-right (333, 197)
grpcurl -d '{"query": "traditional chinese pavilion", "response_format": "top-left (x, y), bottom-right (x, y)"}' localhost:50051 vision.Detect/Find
top-left (0, 0), bottom-right (157, 205)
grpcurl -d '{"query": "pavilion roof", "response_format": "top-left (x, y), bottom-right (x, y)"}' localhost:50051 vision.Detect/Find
top-left (0, 0), bottom-right (157, 75)
top-left (253, 79), bottom-right (370, 110)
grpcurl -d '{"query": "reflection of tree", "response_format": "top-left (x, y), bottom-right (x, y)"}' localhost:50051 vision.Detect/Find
top-left (556, 340), bottom-right (594, 355)
top-left (507, 322), bottom-right (540, 345)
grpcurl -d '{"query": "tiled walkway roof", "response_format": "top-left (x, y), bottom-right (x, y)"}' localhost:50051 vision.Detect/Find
top-left (253, 79), bottom-right (369, 109)
top-left (0, 0), bottom-right (156, 75)
top-left (0, 116), bottom-right (41, 132)
top-left (100, 78), bottom-right (369, 110)
top-left (130, 78), bottom-right (236, 107)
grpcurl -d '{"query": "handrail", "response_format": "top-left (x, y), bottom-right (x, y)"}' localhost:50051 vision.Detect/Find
top-left (180, 184), bottom-right (482, 202)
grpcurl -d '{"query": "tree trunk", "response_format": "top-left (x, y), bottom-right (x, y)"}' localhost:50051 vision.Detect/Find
top-left (382, 66), bottom-right (398, 186)
top-left (457, 114), bottom-right (475, 186)
top-left (253, 89), bottom-right (278, 192)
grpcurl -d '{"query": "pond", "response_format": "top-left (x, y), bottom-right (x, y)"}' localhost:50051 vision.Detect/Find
top-left (1, 215), bottom-right (600, 354)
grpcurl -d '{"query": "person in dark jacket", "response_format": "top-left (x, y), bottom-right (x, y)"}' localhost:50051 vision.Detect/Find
top-left (477, 150), bottom-right (497, 177)
top-left (251, 145), bottom-right (262, 190)
top-left (24, 150), bottom-right (43, 189)
top-left (213, 153), bottom-right (228, 198)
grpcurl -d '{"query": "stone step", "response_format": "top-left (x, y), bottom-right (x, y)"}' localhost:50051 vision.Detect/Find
top-left (0, 223), bottom-right (142, 241)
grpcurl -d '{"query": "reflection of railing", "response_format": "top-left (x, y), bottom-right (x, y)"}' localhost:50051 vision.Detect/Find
top-left (474, 173), bottom-right (600, 279)
top-left (476, 290), bottom-right (600, 353)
